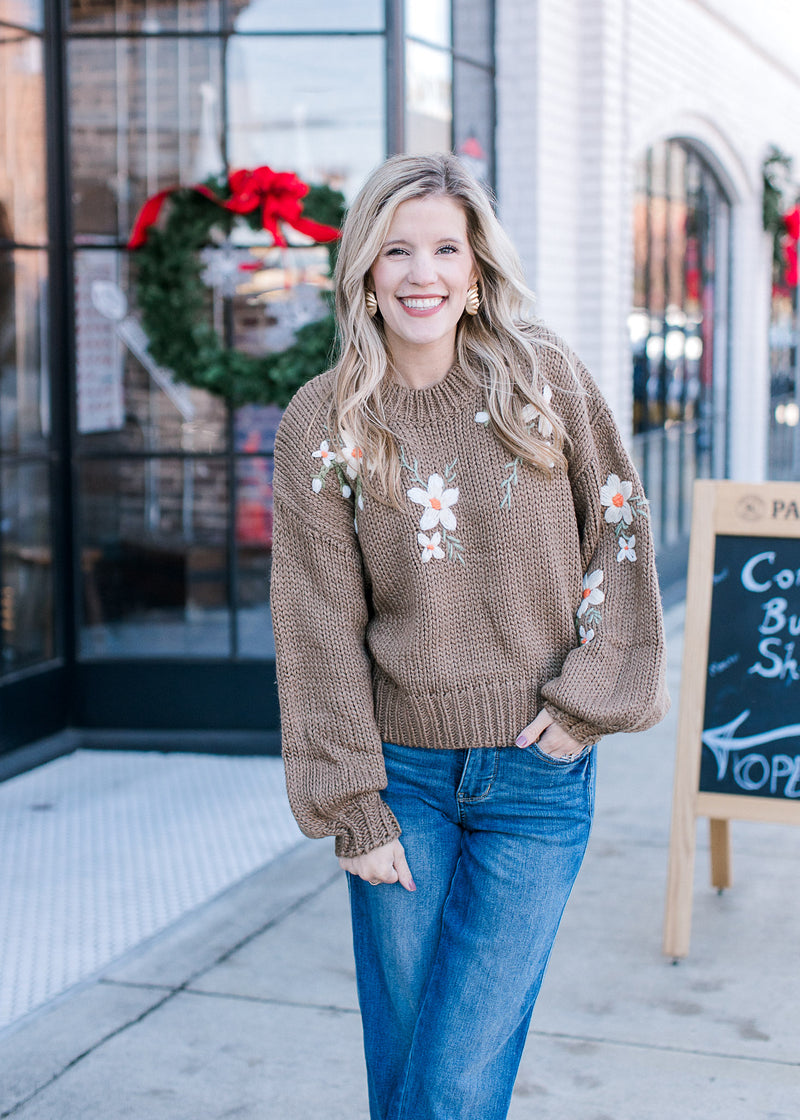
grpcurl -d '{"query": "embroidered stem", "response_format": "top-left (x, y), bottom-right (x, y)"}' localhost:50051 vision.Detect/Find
top-left (399, 445), bottom-right (427, 489)
top-left (577, 605), bottom-right (602, 631)
top-left (440, 526), bottom-right (465, 566)
top-left (500, 457), bottom-right (520, 510)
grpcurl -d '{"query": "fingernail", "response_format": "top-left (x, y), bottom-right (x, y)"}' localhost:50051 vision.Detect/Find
top-left (409, 880), bottom-right (417, 891)
top-left (515, 734), bottom-right (527, 747)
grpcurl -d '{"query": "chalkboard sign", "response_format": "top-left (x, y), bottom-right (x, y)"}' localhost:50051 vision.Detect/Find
top-left (664, 481), bottom-right (800, 959)
top-left (701, 534), bottom-right (800, 800)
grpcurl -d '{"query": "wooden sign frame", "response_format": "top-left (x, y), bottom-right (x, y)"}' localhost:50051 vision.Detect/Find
top-left (663, 480), bottom-right (800, 958)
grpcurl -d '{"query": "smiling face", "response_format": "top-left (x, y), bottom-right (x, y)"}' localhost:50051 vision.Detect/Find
top-left (368, 194), bottom-right (477, 376)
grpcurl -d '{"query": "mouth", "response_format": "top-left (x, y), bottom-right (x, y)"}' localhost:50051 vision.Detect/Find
top-left (397, 296), bottom-right (446, 313)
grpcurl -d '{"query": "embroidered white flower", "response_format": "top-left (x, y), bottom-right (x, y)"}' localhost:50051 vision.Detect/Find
top-left (341, 483), bottom-right (352, 499)
top-left (311, 440), bottom-right (337, 466)
top-left (600, 474), bottom-right (633, 525)
top-left (577, 569), bottom-right (605, 618)
top-left (311, 477), bottom-right (323, 493)
top-left (579, 625), bottom-right (595, 645)
top-left (407, 473), bottom-right (459, 532)
top-left (417, 531), bottom-right (445, 563)
top-left (617, 534), bottom-right (637, 563)
top-left (475, 410), bottom-right (490, 426)
top-left (337, 443), bottom-right (365, 480)
top-left (521, 384), bottom-right (553, 437)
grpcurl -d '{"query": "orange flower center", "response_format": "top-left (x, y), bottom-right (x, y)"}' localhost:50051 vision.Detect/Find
top-left (430, 497), bottom-right (442, 510)
top-left (352, 448), bottom-right (363, 460)
top-left (612, 492), bottom-right (624, 508)
top-left (582, 588), bottom-right (591, 599)
top-left (426, 542), bottom-right (435, 551)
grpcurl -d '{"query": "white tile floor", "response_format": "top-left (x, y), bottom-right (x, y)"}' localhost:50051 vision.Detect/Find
top-left (0, 749), bottom-right (301, 1032)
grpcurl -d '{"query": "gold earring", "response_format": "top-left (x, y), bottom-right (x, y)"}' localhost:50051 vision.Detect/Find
top-left (365, 290), bottom-right (378, 318)
top-left (465, 281), bottom-right (480, 316)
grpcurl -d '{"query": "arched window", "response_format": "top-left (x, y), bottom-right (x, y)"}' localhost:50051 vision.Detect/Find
top-left (630, 140), bottom-right (731, 556)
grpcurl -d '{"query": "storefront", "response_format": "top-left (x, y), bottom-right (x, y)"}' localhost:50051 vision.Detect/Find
top-left (5, 0), bottom-right (800, 758)
top-left (0, 0), bottom-right (495, 753)
top-left (630, 139), bottom-right (731, 563)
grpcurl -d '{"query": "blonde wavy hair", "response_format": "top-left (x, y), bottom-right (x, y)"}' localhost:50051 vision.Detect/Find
top-left (327, 152), bottom-right (571, 505)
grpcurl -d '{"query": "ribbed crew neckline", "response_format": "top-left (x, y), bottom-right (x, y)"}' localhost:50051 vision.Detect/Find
top-left (382, 362), bottom-right (481, 425)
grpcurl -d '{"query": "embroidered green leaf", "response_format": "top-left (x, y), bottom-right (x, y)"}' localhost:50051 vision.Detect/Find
top-left (399, 445), bottom-right (427, 488)
top-left (441, 526), bottom-right (465, 566)
top-left (500, 457), bottom-right (521, 510)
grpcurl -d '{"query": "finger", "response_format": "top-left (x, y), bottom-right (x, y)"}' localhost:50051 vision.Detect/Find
top-left (393, 844), bottom-right (416, 892)
top-left (538, 723), bottom-right (584, 758)
top-left (515, 709), bottom-right (554, 747)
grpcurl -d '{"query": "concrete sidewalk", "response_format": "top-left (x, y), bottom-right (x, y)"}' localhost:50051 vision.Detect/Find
top-left (1, 603), bottom-right (799, 1119)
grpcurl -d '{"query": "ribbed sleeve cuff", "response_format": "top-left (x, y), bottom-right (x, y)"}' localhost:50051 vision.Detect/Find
top-left (543, 704), bottom-right (603, 749)
top-left (333, 793), bottom-right (402, 859)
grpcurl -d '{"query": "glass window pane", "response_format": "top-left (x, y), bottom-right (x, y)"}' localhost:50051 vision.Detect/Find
top-left (405, 39), bottom-right (452, 155)
top-left (453, 0), bottom-right (492, 64)
top-left (236, 455), bottom-right (273, 658)
top-left (0, 0), bottom-right (42, 28)
top-left (453, 59), bottom-right (492, 185)
top-left (227, 35), bottom-right (385, 203)
top-left (406, 0), bottom-right (450, 46)
top-left (68, 0), bottom-right (221, 33)
top-left (69, 38), bottom-right (223, 243)
top-left (74, 249), bottom-right (227, 453)
top-left (1, 461), bottom-right (54, 672)
top-left (0, 34), bottom-right (46, 245)
top-left (233, 0), bottom-right (382, 32)
top-left (0, 249), bottom-right (49, 453)
top-left (79, 457), bottom-right (230, 658)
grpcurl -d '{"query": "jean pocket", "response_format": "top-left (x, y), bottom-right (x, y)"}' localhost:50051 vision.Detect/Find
top-left (529, 741), bottom-right (594, 766)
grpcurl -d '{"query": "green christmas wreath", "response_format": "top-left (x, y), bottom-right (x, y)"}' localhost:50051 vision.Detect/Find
top-left (128, 168), bottom-right (345, 408)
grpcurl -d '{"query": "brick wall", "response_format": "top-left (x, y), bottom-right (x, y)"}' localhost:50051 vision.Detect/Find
top-left (496, 0), bottom-right (800, 478)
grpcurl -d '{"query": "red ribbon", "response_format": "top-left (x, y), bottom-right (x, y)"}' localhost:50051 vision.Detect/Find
top-left (128, 166), bottom-right (341, 250)
top-left (784, 206), bottom-right (800, 243)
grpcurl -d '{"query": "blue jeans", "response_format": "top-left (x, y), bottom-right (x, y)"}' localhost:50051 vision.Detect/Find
top-left (347, 739), bottom-right (596, 1120)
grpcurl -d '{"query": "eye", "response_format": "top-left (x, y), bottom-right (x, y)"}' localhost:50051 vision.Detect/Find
top-left (437, 244), bottom-right (458, 254)
top-left (385, 247), bottom-right (407, 257)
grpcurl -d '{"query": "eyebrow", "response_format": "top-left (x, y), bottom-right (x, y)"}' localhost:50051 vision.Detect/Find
top-left (382, 236), bottom-right (466, 247)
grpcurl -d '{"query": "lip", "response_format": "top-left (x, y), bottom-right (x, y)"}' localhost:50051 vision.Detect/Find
top-left (397, 295), bottom-right (447, 316)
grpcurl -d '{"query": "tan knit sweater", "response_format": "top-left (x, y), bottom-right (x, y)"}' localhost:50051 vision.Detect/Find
top-left (270, 326), bottom-right (670, 858)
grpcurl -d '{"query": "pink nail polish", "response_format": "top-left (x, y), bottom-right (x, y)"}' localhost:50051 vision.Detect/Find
top-left (515, 734), bottom-right (527, 747)
top-left (409, 880), bottom-right (417, 891)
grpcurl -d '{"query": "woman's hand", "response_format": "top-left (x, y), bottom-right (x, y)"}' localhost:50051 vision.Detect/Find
top-left (339, 838), bottom-right (416, 891)
top-left (515, 710), bottom-right (585, 759)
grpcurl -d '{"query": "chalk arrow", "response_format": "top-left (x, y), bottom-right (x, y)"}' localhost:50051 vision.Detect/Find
top-left (702, 709), bottom-right (800, 779)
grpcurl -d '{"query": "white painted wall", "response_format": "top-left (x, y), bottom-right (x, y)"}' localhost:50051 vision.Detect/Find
top-left (495, 0), bottom-right (800, 480)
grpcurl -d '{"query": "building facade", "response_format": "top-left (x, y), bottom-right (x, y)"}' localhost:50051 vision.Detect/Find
top-left (1, 0), bottom-right (799, 754)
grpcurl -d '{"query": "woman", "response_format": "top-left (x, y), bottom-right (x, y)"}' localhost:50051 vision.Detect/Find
top-left (270, 153), bottom-right (669, 1120)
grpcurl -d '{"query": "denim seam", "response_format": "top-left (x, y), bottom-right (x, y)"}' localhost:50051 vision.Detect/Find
top-left (528, 741), bottom-right (593, 768)
top-left (455, 748), bottom-right (499, 804)
top-left (391, 847), bottom-right (467, 1120)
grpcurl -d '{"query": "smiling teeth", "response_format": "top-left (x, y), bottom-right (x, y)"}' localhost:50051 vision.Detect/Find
top-left (400, 297), bottom-right (444, 309)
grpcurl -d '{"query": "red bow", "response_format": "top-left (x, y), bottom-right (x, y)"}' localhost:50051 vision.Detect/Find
top-left (128, 166), bottom-right (341, 250)
top-left (776, 206), bottom-right (800, 292)
top-left (784, 206), bottom-right (800, 243)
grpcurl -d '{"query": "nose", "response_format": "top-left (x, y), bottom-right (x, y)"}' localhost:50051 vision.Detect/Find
top-left (406, 252), bottom-right (438, 287)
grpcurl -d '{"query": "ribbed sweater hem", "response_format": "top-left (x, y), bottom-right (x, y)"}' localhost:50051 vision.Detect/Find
top-left (374, 669), bottom-right (540, 751)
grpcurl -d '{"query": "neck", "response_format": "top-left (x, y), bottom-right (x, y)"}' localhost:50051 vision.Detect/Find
top-left (387, 337), bottom-right (457, 390)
